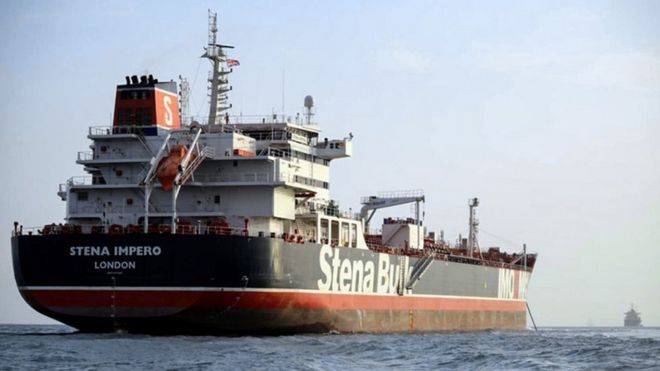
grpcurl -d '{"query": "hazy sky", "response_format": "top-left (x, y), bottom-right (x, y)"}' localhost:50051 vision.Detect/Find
top-left (1, 0), bottom-right (658, 327)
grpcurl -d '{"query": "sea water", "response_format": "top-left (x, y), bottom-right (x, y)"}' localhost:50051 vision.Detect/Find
top-left (0, 325), bottom-right (658, 370)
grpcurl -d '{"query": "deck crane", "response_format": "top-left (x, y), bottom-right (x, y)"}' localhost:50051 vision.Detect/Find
top-left (360, 190), bottom-right (425, 248)
top-left (360, 190), bottom-right (428, 294)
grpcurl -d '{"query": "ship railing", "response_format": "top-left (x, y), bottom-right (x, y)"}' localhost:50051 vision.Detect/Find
top-left (362, 233), bottom-right (536, 272)
top-left (65, 172), bottom-right (276, 188)
top-left (65, 176), bottom-right (115, 186)
top-left (104, 172), bottom-right (274, 185)
top-left (77, 151), bottom-right (94, 161)
top-left (89, 126), bottom-right (112, 136)
top-left (322, 208), bottom-right (360, 220)
top-left (70, 205), bottom-right (103, 214)
top-left (12, 224), bottom-right (84, 236)
top-left (246, 132), bottom-right (310, 145)
top-left (11, 224), bottom-right (536, 271)
top-left (77, 149), bottom-right (152, 161)
top-left (70, 204), bottom-right (229, 215)
top-left (90, 115), bottom-right (317, 138)
top-left (70, 204), bottom-right (147, 214)
top-left (264, 147), bottom-right (284, 157)
top-left (12, 223), bottom-right (260, 238)
top-left (248, 131), bottom-right (289, 142)
top-left (278, 173), bottom-right (331, 190)
top-left (188, 114), bottom-right (317, 127)
top-left (253, 147), bottom-right (288, 158)
top-left (295, 204), bottom-right (361, 220)
top-left (66, 176), bottom-right (94, 186)
top-left (191, 172), bottom-right (272, 183)
top-left (89, 126), bottom-right (153, 136)
top-left (337, 210), bottom-right (361, 220)
top-left (12, 226), bottom-right (40, 236)
top-left (360, 189), bottom-right (425, 203)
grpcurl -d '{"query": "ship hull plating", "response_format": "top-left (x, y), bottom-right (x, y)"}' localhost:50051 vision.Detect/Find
top-left (12, 234), bottom-right (529, 334)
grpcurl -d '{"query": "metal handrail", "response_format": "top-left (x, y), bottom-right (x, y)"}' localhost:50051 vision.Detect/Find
top-left (64, 169), bottom-right (320, 189)
top-left (89, 126), bottom-right (151, 136)
top-left (89, 113), bottom-right (317, 138)
top-left (77, 150), bottom-right (151, 161)
top-left (78, 151), bottom-right (151, 161)
top-left (13, 223), bottom-right (250, 237)
top-left (191, 172), bottom-right (272, 183)
top-left (188, 114), bottom-right (317, 126)
top-left (67, 176), bottom-right (94, 185)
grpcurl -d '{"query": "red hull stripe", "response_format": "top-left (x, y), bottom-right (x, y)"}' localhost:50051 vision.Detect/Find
top-left (25, 289), bottom-right (525, 312)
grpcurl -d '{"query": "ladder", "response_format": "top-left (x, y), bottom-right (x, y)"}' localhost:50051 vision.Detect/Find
top-left (406, 254), bottom-right (436, 290)
top-left (135, 132), bottom-right (155, 157)
top-left (178, 146), bottom-right (216, 184)
top-left (396, 255), bottom-right (408, 296)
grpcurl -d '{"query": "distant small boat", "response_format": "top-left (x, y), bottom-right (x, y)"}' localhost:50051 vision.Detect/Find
top-left (624, 304), bottom-right (642, 327)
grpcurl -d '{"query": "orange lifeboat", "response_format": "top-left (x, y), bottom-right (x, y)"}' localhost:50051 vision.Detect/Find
top-left (156, 146), bottom-right (195, 191)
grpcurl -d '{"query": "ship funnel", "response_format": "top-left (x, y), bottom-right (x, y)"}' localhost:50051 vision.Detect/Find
top-left (113, 75), bottom-right (180, 130)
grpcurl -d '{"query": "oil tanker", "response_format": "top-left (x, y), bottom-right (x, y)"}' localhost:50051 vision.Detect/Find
top-left (11, 12), bottom-right (536, 334)
top-left (624, 304), bottom-right (642, 327)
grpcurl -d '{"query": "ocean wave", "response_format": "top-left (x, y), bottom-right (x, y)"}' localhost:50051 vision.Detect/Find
top-left (0, 326), bottom-right (659, 370)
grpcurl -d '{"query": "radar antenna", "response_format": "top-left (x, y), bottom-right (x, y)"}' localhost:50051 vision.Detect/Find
top-left (304, 95), bottom-right (314, 125)
top-left (203, 10), bottom-right (234, 128)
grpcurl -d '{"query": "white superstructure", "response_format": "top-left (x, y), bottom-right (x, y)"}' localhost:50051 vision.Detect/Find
top-left (60, 12), bottom-right (364, 249)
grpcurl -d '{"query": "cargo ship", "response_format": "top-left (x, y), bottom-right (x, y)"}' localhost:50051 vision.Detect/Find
top-left (624, 304), bottom-right (642, 327)
top-left (11, 12), bottom-right (536, 334)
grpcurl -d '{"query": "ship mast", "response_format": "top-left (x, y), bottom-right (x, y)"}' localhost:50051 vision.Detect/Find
top-left (178, 75), bottom-right (190, 125)
top-left (203, 10), bottom-right (233, 127)
top-left (467, 197), bottom-right (480, 258)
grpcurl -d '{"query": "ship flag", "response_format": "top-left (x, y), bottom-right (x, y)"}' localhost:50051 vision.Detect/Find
top-left (227, 58), bottom-right (240, 67)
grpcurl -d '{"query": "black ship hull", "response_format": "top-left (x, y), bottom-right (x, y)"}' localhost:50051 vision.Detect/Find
top-left (12, 234), bottom-right (530, 334)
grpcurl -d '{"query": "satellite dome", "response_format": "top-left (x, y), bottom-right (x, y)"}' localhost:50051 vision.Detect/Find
top-left (304, 95), bottom-right (314, 109)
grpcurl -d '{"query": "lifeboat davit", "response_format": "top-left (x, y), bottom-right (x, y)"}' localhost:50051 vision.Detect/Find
top-left (156, 145), bottom-right (195, 191)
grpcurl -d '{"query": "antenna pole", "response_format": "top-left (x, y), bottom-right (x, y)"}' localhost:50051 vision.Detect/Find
top-left (415, 199), bottom-right (420, 249)
top-left (204, 10), bottom-right (233, 127)
top-left (468, 198), bottom-right (479, 258)
top-left (281, 70), bottom-right (285, 118)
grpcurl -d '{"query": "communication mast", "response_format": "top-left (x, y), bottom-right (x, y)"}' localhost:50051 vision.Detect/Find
top-left (178, 75), bottom-right (190, 125)
top-left (203, 10), bottom-right (233, 127)
top-left (467, 197), bottom-right (480, 258)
